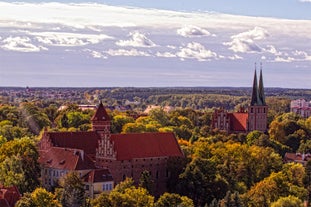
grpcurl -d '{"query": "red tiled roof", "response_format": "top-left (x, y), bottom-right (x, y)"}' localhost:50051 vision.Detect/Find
top-left (229, 112), bottom-right (248, 132)
top-left (0, 186), bottom-right (20, 207)
top-left (82, 169), bottom-right (113, 183)
top-left (111, 132), bottom-right (183, 160)
top-left (91, 102), bottom-right (110, 121)
top-left (39, 147), bottom-right (95, 171)
top-left (47, 131), bottom-right (100, 156)
top-left (284, 152), bottom-right (311, 162)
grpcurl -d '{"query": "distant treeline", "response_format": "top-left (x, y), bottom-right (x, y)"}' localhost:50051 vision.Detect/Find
top-left (0, 87), bottom-right (310, 111)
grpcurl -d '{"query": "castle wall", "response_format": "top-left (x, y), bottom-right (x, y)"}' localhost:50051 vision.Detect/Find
top-left (96, 156), bottom-right (170, 196)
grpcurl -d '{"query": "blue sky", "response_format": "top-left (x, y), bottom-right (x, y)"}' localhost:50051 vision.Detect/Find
top-left (8, 0), bottom-right (311, 19)
top-left (0, 1), bottom-right (311, 88)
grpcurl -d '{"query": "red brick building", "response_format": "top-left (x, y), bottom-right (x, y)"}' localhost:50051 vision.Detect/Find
top-left (0, 185), bottom-right (21, 207)
top-left (39, 102), bottom-right (184, 195)
top-left (211, 69), bottom-right (268, 133)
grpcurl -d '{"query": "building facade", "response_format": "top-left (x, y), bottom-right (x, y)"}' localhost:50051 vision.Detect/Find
top-left (211, 69), bottom-right (268, 133)
top-left (290, 99), bottom-right (311, 118)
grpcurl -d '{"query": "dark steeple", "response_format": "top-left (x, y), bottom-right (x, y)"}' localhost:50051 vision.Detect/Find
top-left (251, 69), bottom-right (262, 106)
top-left (258, 67), bottom-right (266, 105)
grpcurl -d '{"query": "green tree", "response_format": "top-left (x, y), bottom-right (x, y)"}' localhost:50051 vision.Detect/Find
top-left (0, 135), bottom-right (7, 146)
top-left (270, 195), bottom-right (303, 207)
top-left (155, 192), bottom-right (194, 207)
top-left (178, 157), bottom-right (219, 206)
top-left (111, 114), bottom-right (134, 133)
top-left (16, 187), bottom-right (61, 207)
top-left (246, 130), bottom-right (263, 145)
top-left (19, 102), bottom-right (51, 134)
top-left (59, 172), bottom-right (86, 207)
top-left (139, 170), bottom-right (154, 194)
top-left (244, 163), bottom-right (307, 207)
top-left (149, 108), bottom-right (169, 126)
top-left (92, 193), bottom-right (112, 207)
top-left (0, 137), bottom-right (40, 193)
top-left (94, 178), bottom-right (154, 207)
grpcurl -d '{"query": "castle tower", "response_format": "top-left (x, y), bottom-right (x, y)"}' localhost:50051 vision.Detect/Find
top-left (91, 101), bottom-right (111, 132)
top-left (248, 66), bottom-right (268, 132)
top-left (92, 102), bottom-right (116, 161)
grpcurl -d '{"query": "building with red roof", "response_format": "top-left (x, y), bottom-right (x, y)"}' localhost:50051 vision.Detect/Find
top-left (284, 152), bottom-right (311, 166)
top-left (211, 69), bottom-right (268, 133)
top-left (0, 185), bottom-right (21, 207)
top-left (39, 102), bottom-right (184, 196)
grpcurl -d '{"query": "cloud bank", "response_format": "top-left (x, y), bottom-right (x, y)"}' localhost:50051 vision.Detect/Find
top-left (0, 2), bottom-right (310, 88)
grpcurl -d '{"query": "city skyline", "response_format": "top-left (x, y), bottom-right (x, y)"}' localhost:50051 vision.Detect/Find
top-left (0, 1), bottom-right (310, 88)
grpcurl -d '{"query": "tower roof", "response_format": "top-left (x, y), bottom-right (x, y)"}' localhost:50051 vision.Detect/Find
top-left (258, 69), bottom-right (266, 105)
top-left (91, 101), bottom-right (110, 122)
top-left (251, 70), bottom-right (262, 106)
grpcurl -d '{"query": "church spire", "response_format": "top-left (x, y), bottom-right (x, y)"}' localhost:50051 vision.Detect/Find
top-left (258, 64), bottom-right (266, 105)
top-left (250, 66), bottom-right (261, 106)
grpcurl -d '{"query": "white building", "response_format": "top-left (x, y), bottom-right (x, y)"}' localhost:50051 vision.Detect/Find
top-left (290, 99), bottom-right (311, 118)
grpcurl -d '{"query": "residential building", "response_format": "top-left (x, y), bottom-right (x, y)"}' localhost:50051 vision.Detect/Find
top-left (211, 69), bottom-right (268, 133)
top-left (290, 99), bottom-right (311, 118)
top-left (284, 152), bottom-right (311, 166)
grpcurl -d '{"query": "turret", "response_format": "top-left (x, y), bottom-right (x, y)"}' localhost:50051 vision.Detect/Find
top-left (91, 101), bottom-right (111, 132)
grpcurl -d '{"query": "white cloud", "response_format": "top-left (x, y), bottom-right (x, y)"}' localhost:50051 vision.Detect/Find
top-left (264, 45), bottom-right (282, 55)
top-left (274, 56), bottom-right (295, 63)
top-left (116, 32), bottom-right (156, 47)
top-left (83, 49), bottom-right (107, 59)
top-left (292, 50), bottom-right (311, 61)
top-left (106, 48), bottom-right (150, 57)
top-left (1, 36), bottom-right (46, 52)
top-left (228, 54), bottom-right (243, 60)
top-left (167, 45), bottom-right (176, 49)
top-left (177, 25), bottom-right (212, 37)
top-left (156, 51), bottom-right (176, 58)
top-left (30, 32), bottom-right (113, 47)
top-left (176, 42), bottom-right (217, 61)
top-left (224, 27), bottom-right (269, 53)
top-left (300, 0), bottom-right (311, 2)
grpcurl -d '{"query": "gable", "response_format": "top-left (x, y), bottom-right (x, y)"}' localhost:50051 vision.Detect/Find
top-left (229, 112), bottom-right (248, 132)
top-left (39, 147), bottom-right (95, 170)
top-left (111, 132), bottom-right (183, 160)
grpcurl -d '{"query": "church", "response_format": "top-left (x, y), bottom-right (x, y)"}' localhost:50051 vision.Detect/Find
top-left (211, 69), bottom-right (268, 133)
top-left (39, 103), bottom-right (184, 197)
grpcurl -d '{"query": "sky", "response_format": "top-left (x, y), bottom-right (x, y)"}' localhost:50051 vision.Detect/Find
top-left (0, 0), bottom-right (311, 88)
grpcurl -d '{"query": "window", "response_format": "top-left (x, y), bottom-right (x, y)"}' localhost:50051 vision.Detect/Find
top-left (85, 185), bottom-right (89, 190)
